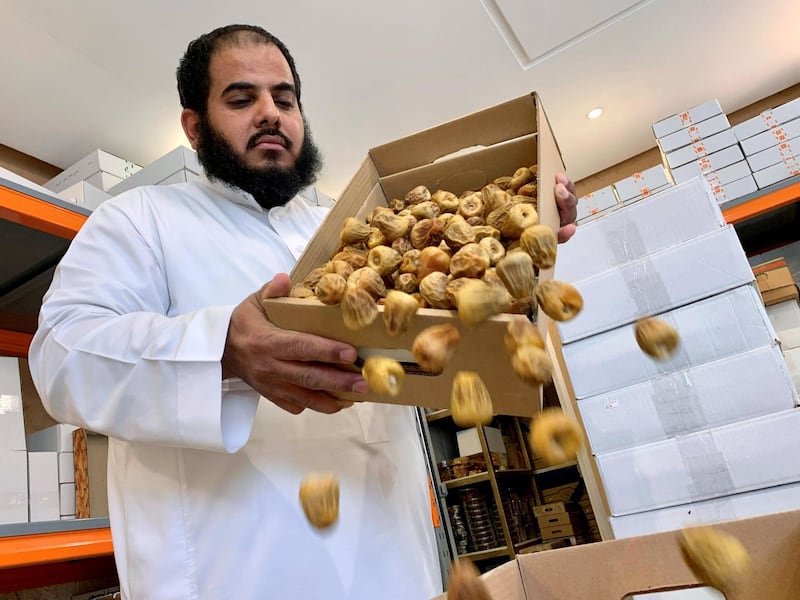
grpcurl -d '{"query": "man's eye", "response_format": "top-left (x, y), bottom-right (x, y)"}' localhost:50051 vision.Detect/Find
top-left (229, 97), bottom-right (252, 107)
top-left (275, 98), bottom-right (295, 109)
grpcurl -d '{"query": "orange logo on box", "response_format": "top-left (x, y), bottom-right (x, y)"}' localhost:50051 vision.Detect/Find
top-left (680, 111), bottom-right (691, 126)
top-left (641, 187), bottom-right (651, 196)
top-left (693, 144), bottom-right (706, 155)
top-left (700, 158), bottom-right (711, 170)
top-left (773, 127), bottom-right (786, 141)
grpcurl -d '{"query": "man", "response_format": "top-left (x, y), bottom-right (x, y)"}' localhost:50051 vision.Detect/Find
top-left (29, 25), bottom-right (578, 599)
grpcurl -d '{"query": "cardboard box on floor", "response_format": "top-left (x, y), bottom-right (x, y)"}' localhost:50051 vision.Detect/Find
top-left (433, 509), bottom-right (800, 599)
top-left (262, 93), bottom-right (563, 416)
top-left (753, 258), bottom-right (799, 305)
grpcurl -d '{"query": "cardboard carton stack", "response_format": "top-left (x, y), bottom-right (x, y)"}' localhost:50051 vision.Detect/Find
top-left (753, 258), bottom-right (800, 392)
top-left (654, 99), bottom-right (756, 205)
top-left (109, 146), bottom-right (202, 195)
top-left (735, 97), bottom-right (800, 189)
top-left (45, 149), bottom-right (141, 211)
top-left (555, 176), bottom-right (800, 539)
top-left (575, 185), bottom-right (619, 225)
top-left (26, 423), bottom-right (78, 520)
top-left (612, 164), bottom-right (673, 206)
top-left (0, 357), bottom-right (28, 525)
top-left (533, 502), bottom-right (587, 542)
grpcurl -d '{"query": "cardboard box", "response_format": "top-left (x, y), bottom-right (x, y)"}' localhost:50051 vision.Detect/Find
top-left (564, 284), bottom-right (779, 399)
top-left (58, 180), bottom-right (112, 211)
top-left (558, 226), bottom-right (754, 343)
top-left (733, 96), bottom-right (800, 141)
top-left (597, 409), bottom-right (800, 516)
top-left (434, 510), bottom-right (800, 599)
top-left (652, 99), bottom-right (723, 140)
top-left (752, 154), bottom-right (800, 189)
top-left (610, 481), bottom-right (800, 539)
top-left (156, 169), bottom-right (201, 186)
top-left (746, 135), bottom-right (800, 172)
top-left (576, 185), bottom-right (617, 223)
top-left (740, 116), bottom-right (800, 155)
top-left (456, 426), bottom-right (506, 459)
top-left (58, 451), bottom-right (75, 483)
top-left (540, 483), bottom-right (579, 504)
top-left (753, 259), bottom-right (800, 305)
top-left (578, 344), bottom-right (797, 454)
top-left (699, 160), bottom-right (753, 189)
top-left (28, 451), bottom-right (60, 522)
top-left (556, 177), bottom-right (724, 284)
top-left (613, 165), bottom-right (672, 202)
top-left (670, 144), bottom-right (745, 184)
top-left (262, 93), bottom-right (564, 416)
top-left (26, 423), bottom-right (77, 452)
top-left (658, 113), bottom-right (731, 153)
top-left (0, 450), bottom-right (28, 525)
top-left (109, 146), bottom-right (202, 195)
top-left (540, 521), bottom-right (585, 541)
top-left (84, 171), bottom-right (123, 192)
top-left (533, 502), bottom-right (577, 518)
top-left (299, 186), bottom-right (335, 209)
top-left (663, 128), bottom-right (738, 169)
top-left (537, 510), bottom-right (584, 529)
top-left (45, 149), bottom-right (141, 193)
top-left (0, 357), bottom-right (26, 450)
top-left (73, 429), bottom-right (109, 518)
top-left (60, 482), bottom-right (76, 516)
top-left (620, 183), bottom-right (673, 206)
top-left (711, 174), bottom-right (758, 206)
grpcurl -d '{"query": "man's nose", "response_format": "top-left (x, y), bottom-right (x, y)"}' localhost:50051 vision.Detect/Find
top-left (255, 96), bottom-right (280, 128)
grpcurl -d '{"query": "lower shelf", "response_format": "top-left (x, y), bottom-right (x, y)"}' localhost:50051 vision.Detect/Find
top-left (0, 523), bottom-right (112, 569)
top-left (457, 546), bottom-right (511, 561)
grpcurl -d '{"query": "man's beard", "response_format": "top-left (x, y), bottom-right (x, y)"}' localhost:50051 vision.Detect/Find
top-left (195, 116), bottom-right (323, 210)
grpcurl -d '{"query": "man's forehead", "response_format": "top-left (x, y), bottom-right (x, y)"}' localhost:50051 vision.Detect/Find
top-left (209, 42), bottom-right (293, 85)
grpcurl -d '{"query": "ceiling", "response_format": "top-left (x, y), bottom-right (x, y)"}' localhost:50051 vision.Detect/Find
top-left (1, 0), bottom-right (799, 199)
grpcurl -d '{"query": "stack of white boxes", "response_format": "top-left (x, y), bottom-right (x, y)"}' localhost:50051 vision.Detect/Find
top-left (655, 99), bottom-right (756, 205)
top-left (555, 177), bottom-right (800, 540)
top-left (0, 357), bottom-right (28, 525)
top-left (45, 149), bottom-right (141, 211)
top-left (736, 97), bottom-right (800, 190)
top-left (612, 164), bottom-right (673, 206)
top-left (26, 424), bottom-right (78, 520)
top-left (575, 186), bottom-right (618, 225)
top-left (109, 145), bottom-right (202, 195)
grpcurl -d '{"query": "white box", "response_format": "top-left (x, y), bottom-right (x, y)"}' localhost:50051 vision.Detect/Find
top-left (0, 357), bottom-right (26, 451)
top-left (711, 174), bottom-right (758, 206)
top-left (456, 426), bottom-right (506, 459)
top-left (620, 183), bottom-right (674, 206)
top-left (0, 450), bottom-right (28, 524)
top-left (741, 117), bottom-right (800, 155)
top-left (58, 180), bottom-right (112, 211)
top-left (110, 146), bottom-right (202, 195)
top-left (28, 451), bottom-right (60, 522)
top-left (558, 226), bottom-right (754, 343)
top-left (653, 99), bottom-right (723, 140)
top-left (753, 159), bottom-right (800, 189)
top-left (576, 185), bottom-right (618, 222)
top-left (613, 165), bottom-right (672, 202)
top-left (299, 186), bottom-right (335, 208)
top-left (658, 114), bottom-right (731, 153)
top-left (564, 284), bottom-right (778, 399)
top-left (670, 145), bottom-right (745, 184)
top-left (26, 423), bottom-right (77, 452)
top-left (664, 128), bottom-right (738, 169)
top-left (60, 482), bottom-right (76, 516)
top-left (746, 136), bottom-right (800, 172)
top-left (733, 97), bottom-right (800, 142)
top-left (767, 299), bottom-right (800, 333)
top-left (579, 344), bottom-right (796, 455)
top-left (45, 149), bottom-right (141, 193)
top-left (556, 178), bottom-right (725, 284)
top-left (84, 171), bottom-right (123, 192)
top-left (597, 409), bottom-right (800, 516)
top-left (610, 481), bottom-right (800, 538)
top-left (157, 169), bottom-right (201, 186)
top-left (58, 451), bottom-right (75, 483)
top-left (700, 160), bottom-right (753, 188)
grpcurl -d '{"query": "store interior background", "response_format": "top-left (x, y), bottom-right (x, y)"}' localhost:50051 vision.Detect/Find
top-left (1, 0), bottom-right (800, 598)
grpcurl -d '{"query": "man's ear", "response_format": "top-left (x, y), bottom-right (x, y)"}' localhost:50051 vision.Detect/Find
top-left (181, 108), bottom-right (201, 150)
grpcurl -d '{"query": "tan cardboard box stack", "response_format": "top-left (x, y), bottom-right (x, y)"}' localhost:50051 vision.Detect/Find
top-left (736, 96), bottom-right (800, 189)
top-left (753, 258), bottom-right (800, 392)
top-left (555, 176), bottom-right (800, 540)
top-left (262, 93), bottom-right (563, 416)
top-left (654, 99), bottom-right (756, 205)
top-left (45, 149), bottom-right (141, 211)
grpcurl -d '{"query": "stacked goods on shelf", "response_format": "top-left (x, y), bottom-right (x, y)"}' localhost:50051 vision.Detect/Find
top-left (612, 164), bottom-right (673, 205)
top-left (555, 176), bottom-right (799, 539)
top-left (575, 186), bottom-right (618, 225)
top-left (654, 99), bottom-right (756, 205)
top-left (735, 97), bottom-right (800, 189)
top-left (0, 357), bottom-right (28, 525)
top-left (26, 423), bottom-right (78, 520)
top-left (533, 501), bottom-right (586, 542)
top-left (45, 148), bottom-right (141, 211)
top-left (753, 258), bottom-right (800, 392)
top-left (109, 145), bottom-right (202, 194)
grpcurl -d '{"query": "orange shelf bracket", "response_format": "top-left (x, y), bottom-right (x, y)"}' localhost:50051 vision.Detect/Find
top-left (0, 527), bottom-right (113, 569)
top-left (723, 180), bottom-right (800, 224)
top-left (0, 330), bottom-right (33, 358)
top-left (0, 184), bottom-right (87, 239)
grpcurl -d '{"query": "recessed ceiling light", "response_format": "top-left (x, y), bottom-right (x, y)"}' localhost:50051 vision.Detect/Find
top-left (587, 107), bottom-right (604, 120)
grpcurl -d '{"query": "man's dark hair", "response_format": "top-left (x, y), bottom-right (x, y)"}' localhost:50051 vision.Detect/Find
top-left (176, 25), bottom-right (302, 115)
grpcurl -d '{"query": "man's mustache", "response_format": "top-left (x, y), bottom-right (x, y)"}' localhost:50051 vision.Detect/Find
top-left (247, 129), bottom-right (292, 150)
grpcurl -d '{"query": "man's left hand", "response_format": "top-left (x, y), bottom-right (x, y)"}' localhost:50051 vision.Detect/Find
top-left (555, 173), bottom-right (578, 243)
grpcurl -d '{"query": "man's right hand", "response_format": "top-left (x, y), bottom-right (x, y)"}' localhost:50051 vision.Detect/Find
top-left (222, 273), bottom-right (367, 415)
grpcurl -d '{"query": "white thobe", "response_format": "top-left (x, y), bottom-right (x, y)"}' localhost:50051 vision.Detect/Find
top-left (29, 176), bottom-right (442, 600)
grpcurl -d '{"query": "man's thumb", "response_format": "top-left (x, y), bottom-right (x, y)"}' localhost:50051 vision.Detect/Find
top-left (261, 273), bottom-right (292, 300)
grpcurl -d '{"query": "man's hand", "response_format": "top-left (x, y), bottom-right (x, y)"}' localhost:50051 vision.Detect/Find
top-left (222, 273), bottom-right (367, 415)
top-left (555, 173), bottom-right (578, 243)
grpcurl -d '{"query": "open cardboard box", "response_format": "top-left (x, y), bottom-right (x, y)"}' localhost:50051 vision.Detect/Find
top-left (263, 93), bottom-right (564, 416)
top-left (433, 509), bottom-right (800, 599)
